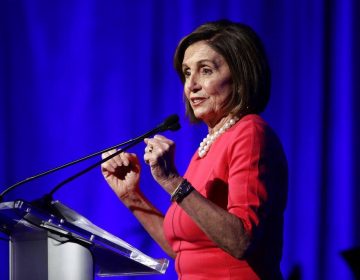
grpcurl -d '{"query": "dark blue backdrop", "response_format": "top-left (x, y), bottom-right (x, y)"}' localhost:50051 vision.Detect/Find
top-left (1, 1), bottom-right (359, 279)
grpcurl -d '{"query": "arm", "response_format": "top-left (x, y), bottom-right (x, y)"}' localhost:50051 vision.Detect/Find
top-left (144, 132), bottom-right (265, 259)
top-left (121, 190), bottom-right (176, 258)
top-left (177, 190), bottom-right (251, 259)
top-left (101, 151), bottom-right (176, 258)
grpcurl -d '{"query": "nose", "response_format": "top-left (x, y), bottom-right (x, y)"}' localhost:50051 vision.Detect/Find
top-left (186, 73), bottom-right (201, 93)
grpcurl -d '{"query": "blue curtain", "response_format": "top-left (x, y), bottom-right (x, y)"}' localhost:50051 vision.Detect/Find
top-left (1, 1), bottom-right (359, 279)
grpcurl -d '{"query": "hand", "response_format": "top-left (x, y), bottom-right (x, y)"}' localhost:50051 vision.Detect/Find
top-left (144, 135), bottom-right (181, 193)
top-left (101, 150), bottom-right (141, 200)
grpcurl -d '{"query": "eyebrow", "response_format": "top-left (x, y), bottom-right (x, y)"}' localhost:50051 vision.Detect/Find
top-left (182, 59), bottom-right (218, 69)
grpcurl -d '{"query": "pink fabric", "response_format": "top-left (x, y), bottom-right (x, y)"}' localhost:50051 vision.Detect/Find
top-left (163, 114), bottom-right (288, 279)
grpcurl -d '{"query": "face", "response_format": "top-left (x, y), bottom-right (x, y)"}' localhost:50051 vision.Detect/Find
top-left (182, 41), bottom-right (233, 126)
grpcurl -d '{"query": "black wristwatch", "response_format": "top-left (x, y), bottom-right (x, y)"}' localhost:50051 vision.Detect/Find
top-left (171, 179), bottom-right (195, 203)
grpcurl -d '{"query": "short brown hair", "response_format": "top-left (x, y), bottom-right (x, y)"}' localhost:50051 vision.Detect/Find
top-left (174, 20), bottom-right (271, 122)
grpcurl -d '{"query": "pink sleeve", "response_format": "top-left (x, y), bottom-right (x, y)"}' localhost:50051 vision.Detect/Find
top-left (227, 122), bottom-right (269, 236)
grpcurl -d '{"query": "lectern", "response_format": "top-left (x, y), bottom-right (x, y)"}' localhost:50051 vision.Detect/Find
top-left (0, 200), bottom-right (169, 280)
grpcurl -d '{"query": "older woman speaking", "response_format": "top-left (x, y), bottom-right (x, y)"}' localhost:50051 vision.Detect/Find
top-left (102, 20), bottom-right (288, 280)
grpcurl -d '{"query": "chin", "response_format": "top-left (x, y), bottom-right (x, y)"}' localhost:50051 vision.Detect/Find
top-left (192, 108), bottom-right (207, 118)
top-left (193, 112), bottom-right (206, 121)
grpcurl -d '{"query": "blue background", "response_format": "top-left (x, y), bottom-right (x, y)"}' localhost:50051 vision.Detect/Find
top-left (1, 0), bottom-right (359, 279)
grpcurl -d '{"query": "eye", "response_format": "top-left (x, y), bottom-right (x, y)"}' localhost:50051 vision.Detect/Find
top-left (201, 67), bottom-right (213, 75)
top-left (182, 68), bottom-right (191, 79)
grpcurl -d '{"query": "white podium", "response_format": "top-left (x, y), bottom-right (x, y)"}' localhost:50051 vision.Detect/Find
top-left (0, 200), bottom-right (169, 280)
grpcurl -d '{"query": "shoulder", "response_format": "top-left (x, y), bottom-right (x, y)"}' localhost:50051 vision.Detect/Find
top-left (226, 114), bottom-right (283, 156)
top-left (237, 114), bottom-right (269, 130)
top-left (228, 114), bottom-right (272, 141)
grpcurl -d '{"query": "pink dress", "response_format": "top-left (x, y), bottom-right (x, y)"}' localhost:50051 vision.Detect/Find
top-left (163, 114), bottom-right (288, 279)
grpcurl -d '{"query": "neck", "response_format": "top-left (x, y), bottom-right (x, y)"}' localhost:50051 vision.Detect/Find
top-left (207, 114), bottom-right (233, 134)
top-left (198, 114), bottom-right (240, 158)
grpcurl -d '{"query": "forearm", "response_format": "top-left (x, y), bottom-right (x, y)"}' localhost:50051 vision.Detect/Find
top-left (121, 191), bottom-right (176, 258)
top-left (178, 189), bottom-right (251, 259)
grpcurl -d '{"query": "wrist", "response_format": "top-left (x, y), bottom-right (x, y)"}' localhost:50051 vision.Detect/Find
top-left (161, 174), bottom-right (183, 194)
top-left (170, 179), bottom-right (194, 203)
top-left (119, 189), bottom-right (143, 207)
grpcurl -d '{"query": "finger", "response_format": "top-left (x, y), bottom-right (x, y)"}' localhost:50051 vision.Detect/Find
top-left (144, 150), bottom-right (157, 166)
top-left (144, 137), bottom-right (172, 162)
top-left (120, 152), bottom-right (130, 166)
top-left (102, 150), bottom-right (123, 171)
top-left (112, 152), bottom-right (124, 167)
top-left (144, 145), bottom-right (152, 154)
top-left (153, 134), bottom-right (171, 142)
top-left (146, 138), bottom-right (161, 152)
top-left (144, 138), bottom-right (156, 154)
top-left (101, 159), bottom-right (115, 174)
top-left (144, 152), bottom-right (151, 165)
top-left (128, 153), bottom-right (141, 170)
top-left (101, 151), bottom-right (114, 170)
top-left (128, 152), bottom-right (138, 161)
top-left (153, 135), bottom-right (174, 147)
top-left (153, 139), bottom-right (171, 156)
top-left (101, 149), bottom-right (116, 159)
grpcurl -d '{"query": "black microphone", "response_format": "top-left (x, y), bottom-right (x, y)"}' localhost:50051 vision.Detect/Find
top-left (157, 114), bottom-right (181, 132)
top-left (0, 114), bottom-right (181, 203)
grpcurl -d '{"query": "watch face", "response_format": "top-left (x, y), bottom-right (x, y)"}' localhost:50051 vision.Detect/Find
top-left (172, 180), bottom-right (194, 203)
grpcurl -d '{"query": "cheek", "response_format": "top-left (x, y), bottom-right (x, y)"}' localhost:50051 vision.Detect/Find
top-left (206, 80), bottom-right (230, 98)
top-left (184, 88), bottom-right (190, 100)
top-left (210, 84), bottom-right (233, 109)
top-left (218, 75), bottom-right (233, 91)
top-left (217, 79), bottom-right (233, 100)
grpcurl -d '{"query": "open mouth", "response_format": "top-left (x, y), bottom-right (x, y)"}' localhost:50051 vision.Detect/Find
top-left (190, 97), bottom-right (207, 106)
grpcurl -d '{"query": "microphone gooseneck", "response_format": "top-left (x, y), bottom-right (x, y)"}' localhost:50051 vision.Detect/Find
top-left (47, 114), bottom-right (180, 198)
top-left (0, 114), bottom-right (181, 203)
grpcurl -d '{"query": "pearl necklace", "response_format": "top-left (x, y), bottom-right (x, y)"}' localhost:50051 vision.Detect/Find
top-left (198, 117), bottom-right (239, 158)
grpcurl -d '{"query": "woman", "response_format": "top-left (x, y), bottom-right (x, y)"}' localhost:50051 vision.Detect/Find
top-left (102, 20), bottom-right (288, 279)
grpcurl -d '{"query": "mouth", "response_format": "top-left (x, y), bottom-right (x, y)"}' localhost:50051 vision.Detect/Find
top-left (190, 96), bottom-right (207, 106)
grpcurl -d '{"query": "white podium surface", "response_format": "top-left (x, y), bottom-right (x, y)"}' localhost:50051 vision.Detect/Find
top-left (0, 200), bottom-right (169, 279)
